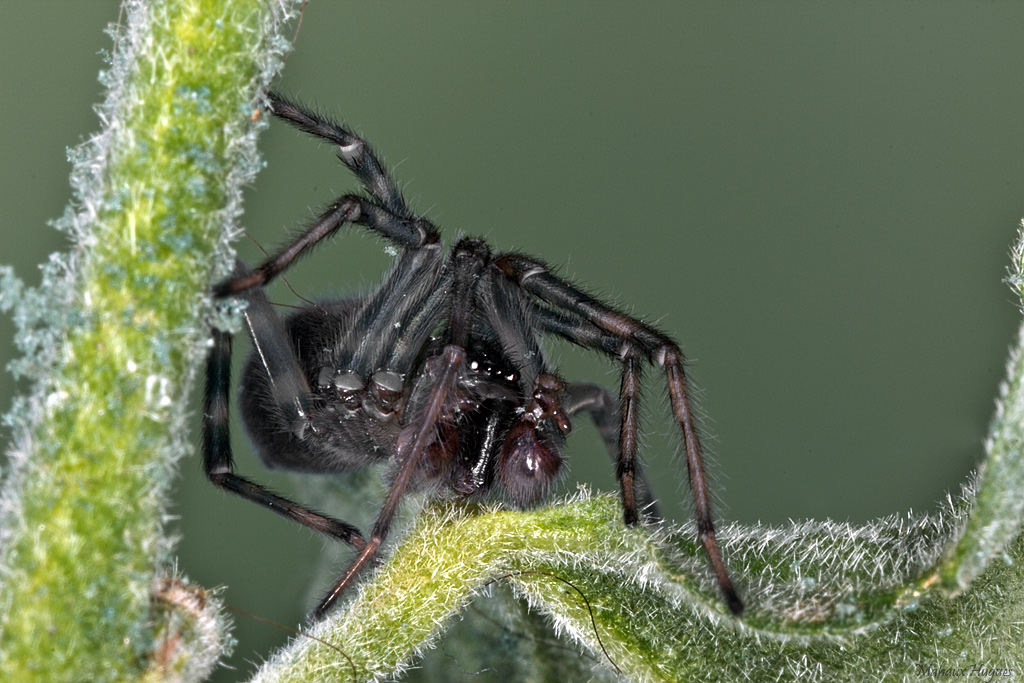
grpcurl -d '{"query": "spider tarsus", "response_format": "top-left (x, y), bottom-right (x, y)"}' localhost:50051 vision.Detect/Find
top-left (212, 271), bottom-right (259, 298)
top-left (699, 531), bottom-right (744, 616)
top-left (725, 588), bottom-right (744, 616)
top-left (622, 506), bottom-right (640, 527)
top-left (311, 535), bottom-right (383, 622)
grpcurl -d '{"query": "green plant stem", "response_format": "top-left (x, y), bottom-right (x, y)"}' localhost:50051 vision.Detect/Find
top-left (0, 1), bottom-right (298, 680)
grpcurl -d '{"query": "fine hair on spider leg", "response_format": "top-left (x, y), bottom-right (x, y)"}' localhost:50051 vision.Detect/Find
top-left (202, 91), bottom-right (743, 619)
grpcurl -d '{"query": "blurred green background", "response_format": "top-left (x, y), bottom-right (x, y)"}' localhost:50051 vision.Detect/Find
top-left (2, 2), bottom-right (1023, 679)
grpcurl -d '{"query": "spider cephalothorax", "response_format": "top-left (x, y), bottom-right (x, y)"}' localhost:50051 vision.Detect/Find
top-left (203, 93), bottom-right (742, 619)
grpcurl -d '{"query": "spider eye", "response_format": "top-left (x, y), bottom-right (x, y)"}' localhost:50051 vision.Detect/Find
top-left (499, 420), bottom-right (562, 505)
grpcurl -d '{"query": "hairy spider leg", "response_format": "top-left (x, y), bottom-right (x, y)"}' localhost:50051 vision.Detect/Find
top-left (561, 382), bottom-right (662, 521)
top-left (213, 196), bottom-right (435, 298)
top-left (494, 254), bottom-right (743, 616)
top-left (214, 92), bottom-right (439, 299)
top-left (265, 93), bottom-right (413, 218)
top-left (311, 240), bottom-right (490, 619)
top-left (529, 307), bottom-right (661, 517)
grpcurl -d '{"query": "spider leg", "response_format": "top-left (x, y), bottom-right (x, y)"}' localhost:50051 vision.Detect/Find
top-left (530, 306), bottom-right (662, 520)
top-left (310, 239), bottom-right (487, 620)
top-left (310, 343), bottom-right (465, 621)
top-left (266, 92), bottom-right (413, 218)
top-left (495, 254), bottom-right (743, 615)
top-left (202, 324), bottom-right (365, 548)
top-left (214, 93), bottom-right (440, 298)
top-left (238, 278), bottom-right (315, 437)
top-left (562, 382), bottom-right (662, 521)
top-left (213, 195), bottom-right (437, 297)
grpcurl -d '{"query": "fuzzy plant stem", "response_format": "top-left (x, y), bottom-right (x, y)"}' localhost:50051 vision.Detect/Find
top-left (0, 1), bottom-right (300, 681)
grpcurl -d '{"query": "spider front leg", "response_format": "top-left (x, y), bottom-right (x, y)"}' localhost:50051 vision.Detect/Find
top-left (214, 92), bottom-right (440, 298)
top-left (213, 195), bottom-right (436, 298)
top-left (310, 344), bottom-right (466, 620)
top-left (495, 254), bottom-right (743, 615)
top-left (310, 239), bottom-right (488, 620)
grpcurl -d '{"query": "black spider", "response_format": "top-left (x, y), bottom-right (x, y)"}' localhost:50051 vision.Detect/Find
top-left (203, 93), bottom-right (742, 620)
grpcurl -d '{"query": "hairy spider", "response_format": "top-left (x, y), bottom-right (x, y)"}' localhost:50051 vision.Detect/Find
top-left (204, 93), bottom-right (742, 619)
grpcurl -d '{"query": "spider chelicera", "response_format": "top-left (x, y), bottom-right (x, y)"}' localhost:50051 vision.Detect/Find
top-left (203, 92), bottom-right (742, 619)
